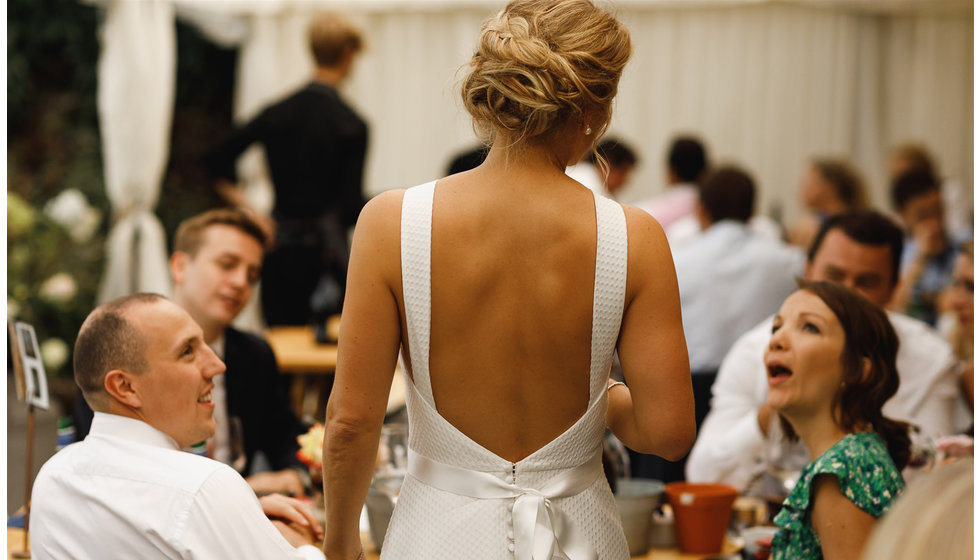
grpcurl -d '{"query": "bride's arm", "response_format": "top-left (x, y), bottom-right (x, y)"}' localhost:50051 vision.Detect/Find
top-left (605, 206), bottom-right (695, 460)
top-left (322, 191), bottom-right (404, 560)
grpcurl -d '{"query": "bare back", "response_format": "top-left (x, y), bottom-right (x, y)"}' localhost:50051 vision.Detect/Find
top-left (398, 170), bottom-right (601, 462)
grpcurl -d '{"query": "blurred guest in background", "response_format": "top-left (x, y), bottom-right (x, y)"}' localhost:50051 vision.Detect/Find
top-left (787, 157), bottom-right (867, 250)
top-left (633, 165), bottom-right (802, 483)
top-left (889, 142), bottom-right (972, 239)
top-left (687, 210), bottom-right (960, 489)
top-left (33, 294), bottom-right (324, 560)
top-left (888, 169), bottom-right (961, 326)
top-left (169, 209), bottom-right (309, 496)
top-left (945, 241), bottom-right (973, 429)
top-left (675, 166), bottom-right (803, 418)
top-left (205, 12), bottom-right (367, 327)
top-left (860, 457), bottom-right (973, 560)
top-left (565, 137), bottom-right (639, 199)
top-left (766, 281), bottom-right (908, 560)
top-left (636, 135), bottom-right (708, 240)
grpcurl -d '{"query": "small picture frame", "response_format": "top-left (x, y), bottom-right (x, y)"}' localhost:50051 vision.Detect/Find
top-left (13, 322), bottom-right (50, 410)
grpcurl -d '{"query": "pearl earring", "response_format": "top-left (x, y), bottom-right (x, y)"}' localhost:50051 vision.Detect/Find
top-left (585, 125), bottom-right (592, 136)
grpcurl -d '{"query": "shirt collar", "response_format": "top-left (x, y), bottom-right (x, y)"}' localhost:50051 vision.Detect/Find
top-left (89, 412), bottom-right (181, 451)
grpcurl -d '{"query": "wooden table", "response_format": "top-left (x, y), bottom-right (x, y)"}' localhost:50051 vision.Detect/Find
top-left (7, 528), bottom-right (28, 559)
top-left (265, 320), bottom-right (406, 421)
top-left (265, 325), bottom-right (339, 420)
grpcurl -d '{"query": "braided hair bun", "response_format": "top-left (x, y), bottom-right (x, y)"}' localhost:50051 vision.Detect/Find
top-left (461, 0), bottom-right (631, 143)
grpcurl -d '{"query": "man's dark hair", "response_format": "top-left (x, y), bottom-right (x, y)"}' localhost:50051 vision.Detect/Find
top-left (698, 165), bottom-right (755, 223)
top-left (807, 210), bottom-right (905, 287)
top-left (73, 293), bottom-right (165, 409)
top-left (173, 208), bottom-right (267, 257)
top-left (590, 138), bottom-right (638, 168)
top-left (667, 136), bottom-right (707, 182)
top-left (890, 169), bottom-right (940, 212)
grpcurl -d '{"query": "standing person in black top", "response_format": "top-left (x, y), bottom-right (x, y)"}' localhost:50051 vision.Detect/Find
top-left (206, 12), bottom-right (368, 327)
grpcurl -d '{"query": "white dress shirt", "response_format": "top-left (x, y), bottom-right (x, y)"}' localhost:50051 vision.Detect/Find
top-left (30, 413), bottom-right (324, 560)
top-left (673, 221), bottom-right (805, 372)
top-left (686, 312), bottom-right (961, 489)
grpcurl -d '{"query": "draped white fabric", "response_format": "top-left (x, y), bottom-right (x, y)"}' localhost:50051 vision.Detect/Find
top-left (93, 0), bottom-right (971, 303)
top-left (96, 0), bottom-right (175, 302)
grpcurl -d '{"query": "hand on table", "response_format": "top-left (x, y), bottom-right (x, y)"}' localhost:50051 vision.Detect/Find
top-left (259, 493), bottom-right (324, 543)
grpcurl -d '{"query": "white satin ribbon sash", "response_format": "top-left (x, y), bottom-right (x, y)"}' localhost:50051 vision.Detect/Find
top-left (407, 448), bottom-right (602, 560)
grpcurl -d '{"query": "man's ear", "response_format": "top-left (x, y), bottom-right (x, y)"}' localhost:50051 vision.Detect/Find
top-left (104, 369), bottom-right (143, 409)
top-left (170, 251), bottom-right (189, 285)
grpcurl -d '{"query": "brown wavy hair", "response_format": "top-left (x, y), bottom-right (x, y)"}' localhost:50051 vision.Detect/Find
top-left (460, 0), bottom-right (631, 145)
top-left (783, 280), bottom-right (911, 470)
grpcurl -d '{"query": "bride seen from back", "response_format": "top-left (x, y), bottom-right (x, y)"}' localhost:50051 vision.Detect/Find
top-left (321, 2), bottom-right (694, 558)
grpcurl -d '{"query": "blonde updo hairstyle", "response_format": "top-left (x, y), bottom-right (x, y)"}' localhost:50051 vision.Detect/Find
top-left (461, 0), bottom-right (631, 146)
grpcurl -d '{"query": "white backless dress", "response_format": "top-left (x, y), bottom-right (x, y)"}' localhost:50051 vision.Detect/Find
top-left (380, 181), bottom-right (630, 560)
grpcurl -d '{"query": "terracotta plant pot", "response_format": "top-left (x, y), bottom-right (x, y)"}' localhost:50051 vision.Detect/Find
top-left (664, 482), bottom-right (738, 554)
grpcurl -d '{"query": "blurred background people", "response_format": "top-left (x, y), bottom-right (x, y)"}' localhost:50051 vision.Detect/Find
top-left (888, 142), bottom-right (972, 239)
top-left (945, 241), bottom-right (973, 432)
top-left (205, 12), bottom-right (368, 327)
top-left (633, 165), bottom-right (802, 483)
top-left (637, 135), bottom-right (708, 241)
top-left (675, 166), bottom-right (803, 417)
top-left (888, 169), bottom-right (960, 326)
top-left (687, 211), bottom-right (960, 490)
top-left (767, 281), bottom-right (908, 560)
top-left (565, 137), bottom-right (639, 199)
top-left (787, 157), bottom-right (867, 250)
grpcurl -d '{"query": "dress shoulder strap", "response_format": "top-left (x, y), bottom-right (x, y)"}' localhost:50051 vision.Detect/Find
top-left (588, 193), bottom-right (629, 401)
top-left (400, 180), bottom-right (438, 405)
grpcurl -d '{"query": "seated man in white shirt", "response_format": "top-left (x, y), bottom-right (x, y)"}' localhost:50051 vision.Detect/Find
top-left (686, 210), bottom-right (960, 490)
top-left (31, 294), bottom-right (326, 560)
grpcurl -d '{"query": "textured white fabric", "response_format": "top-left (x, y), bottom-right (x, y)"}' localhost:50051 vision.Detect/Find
top-left (96, 0), bottom-right (174, 302)
top-left (30, 413), bottom-right (323, 560)
top-left (383, 182), bottom-right (630, 559)
top-left (686, 312), bottom-right (961, 489)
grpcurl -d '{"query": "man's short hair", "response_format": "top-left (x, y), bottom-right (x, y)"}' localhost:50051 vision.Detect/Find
top-left (698, 165), bottom-right (755, 223)
top-left (173, 208), bottom-right (267, 257)
top-left (667, 136), bottom-right (708, 183)
top-left (73, 293), bottom-right (166, 409)
top-left (591, 138), bottom-right (638, 168)
top-left (811, 157), bottom-right (867, 210)
top-left (308, 12), bottom-right (364, 68)
top-left (890, 169), bottom-right (940, 212)
top-left (807, 210), bottom-right (905, 287)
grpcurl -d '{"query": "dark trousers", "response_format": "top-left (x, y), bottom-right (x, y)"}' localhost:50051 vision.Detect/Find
top-left (627, 370), bottom-right (717, 483)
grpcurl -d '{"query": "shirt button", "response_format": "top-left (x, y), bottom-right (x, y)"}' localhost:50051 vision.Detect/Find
top-left (508, 543), bottom-right (515, 552)
top-left (507, 502), bottom-right (514, 512)
top-left (507, 529), bottom-right (514, 540)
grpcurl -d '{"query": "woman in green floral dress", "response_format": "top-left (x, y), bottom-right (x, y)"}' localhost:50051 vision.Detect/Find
top-left (764, 280), bottom-right (910, 560)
